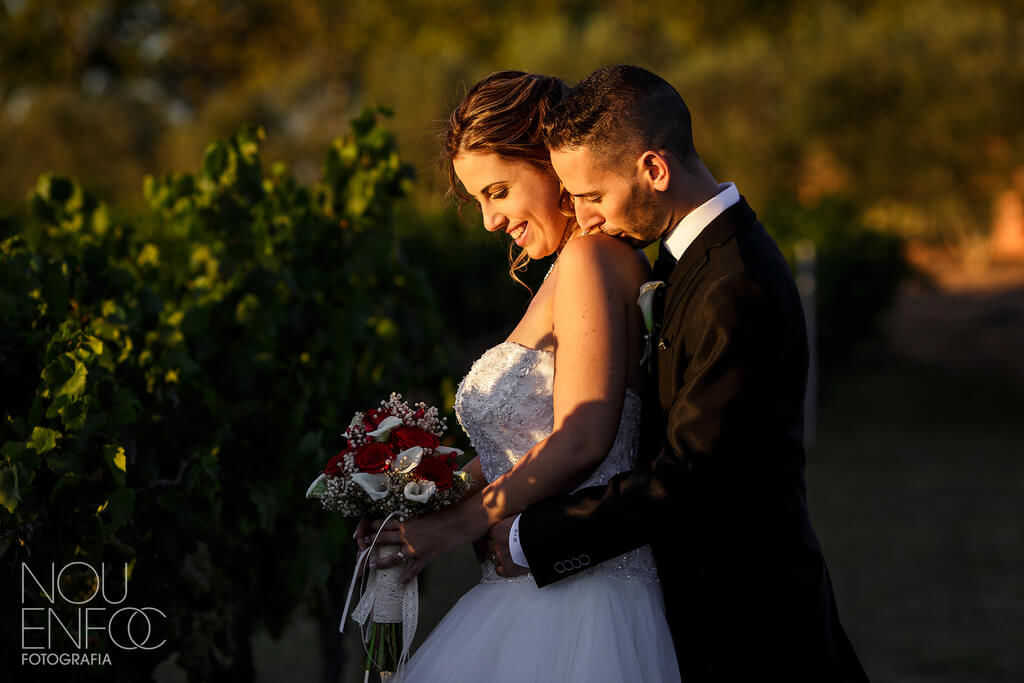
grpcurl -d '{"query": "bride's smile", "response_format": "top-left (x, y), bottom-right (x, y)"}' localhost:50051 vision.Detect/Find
top-left (508, 220), bottom-right (527, 245)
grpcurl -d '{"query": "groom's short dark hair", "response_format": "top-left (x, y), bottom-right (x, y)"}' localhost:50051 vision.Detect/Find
top-left (543, 65), bottom-right (696, 173)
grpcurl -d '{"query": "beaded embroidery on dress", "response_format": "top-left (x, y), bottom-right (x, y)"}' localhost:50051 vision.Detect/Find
top-left (454, 341), bottom-right (658, 585)
top-left (398, 342), bottom-right (680, 682)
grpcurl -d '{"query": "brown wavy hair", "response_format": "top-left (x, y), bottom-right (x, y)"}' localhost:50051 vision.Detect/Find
top-left (442, 71), bottom-right (575, 286)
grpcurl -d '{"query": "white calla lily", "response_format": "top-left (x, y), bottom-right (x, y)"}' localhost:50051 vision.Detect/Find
top-left (394, 446), bottom-right (424, 474)
top-left (366, 415), bottom-right (403, 441)
top-left (350, 472), bottom-right (390, 500)
top-left (403, 480), bottom-right (437, 504)
top-left (305, 473), bottom-right (328, 499)
top-left (434, 446), bottom-right (464, 457)
top-left (636, 280), bottom-right (666, 333)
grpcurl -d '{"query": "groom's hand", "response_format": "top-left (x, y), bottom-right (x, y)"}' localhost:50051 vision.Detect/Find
top-left (488, 517), bottom-right (529, 578)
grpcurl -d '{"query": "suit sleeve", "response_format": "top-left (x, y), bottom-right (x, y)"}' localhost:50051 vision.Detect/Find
top-left (519, 273), bottom-right (781, 586)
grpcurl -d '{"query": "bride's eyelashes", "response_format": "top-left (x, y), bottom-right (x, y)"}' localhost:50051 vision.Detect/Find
top-left (471, 188), bottom-right (508, 210)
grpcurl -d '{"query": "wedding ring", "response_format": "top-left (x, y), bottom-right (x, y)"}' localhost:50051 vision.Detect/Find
top-left (488, 552), bottom-right (498, 565)
top-left (396, 550), bottom-right (408, 562)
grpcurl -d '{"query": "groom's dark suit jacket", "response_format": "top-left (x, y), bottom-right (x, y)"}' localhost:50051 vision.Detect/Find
top-left (519, 199), bottom-right (867, 682)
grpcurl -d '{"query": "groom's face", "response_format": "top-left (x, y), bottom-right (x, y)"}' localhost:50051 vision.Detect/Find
top-left (550, 145), bottom-right (666, 248)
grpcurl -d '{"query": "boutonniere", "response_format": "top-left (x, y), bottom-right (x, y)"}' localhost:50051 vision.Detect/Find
top-left (636, 280), bottom-right (665, 369)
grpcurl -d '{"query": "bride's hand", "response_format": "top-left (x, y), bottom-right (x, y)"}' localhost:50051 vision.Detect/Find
top-left (371, 508), bottom-right (469, 583)
top-left (487, 516), bottom-right (530, 578)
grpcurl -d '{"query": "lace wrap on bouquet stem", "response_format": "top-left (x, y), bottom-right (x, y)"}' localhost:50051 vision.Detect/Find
top-left (342, 514), bottom-right (419, 677)
top-left (360, 544), bottom-right (404, 623)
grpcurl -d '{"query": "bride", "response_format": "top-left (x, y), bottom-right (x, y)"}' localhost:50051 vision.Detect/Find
top-left (364, 71), bottom-right (680, 682)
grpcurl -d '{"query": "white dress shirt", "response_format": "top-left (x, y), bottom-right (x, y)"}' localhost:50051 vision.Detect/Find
top-left (508, 183), bottom-right (742, 570)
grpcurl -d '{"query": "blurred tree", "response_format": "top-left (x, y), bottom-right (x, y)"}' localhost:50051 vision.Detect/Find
top-left (2, 0), bottom-right (1021, 259)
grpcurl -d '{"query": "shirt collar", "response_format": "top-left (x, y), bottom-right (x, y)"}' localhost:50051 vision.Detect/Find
top-left (662, 182), bottom-right (740, 260)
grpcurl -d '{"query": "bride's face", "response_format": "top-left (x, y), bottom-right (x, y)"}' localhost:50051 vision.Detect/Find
top-left (453, 151), bottom-right (567, 259)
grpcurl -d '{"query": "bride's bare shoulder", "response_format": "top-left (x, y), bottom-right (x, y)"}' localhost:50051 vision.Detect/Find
top-left (556, 233), bottom-right (652, 292)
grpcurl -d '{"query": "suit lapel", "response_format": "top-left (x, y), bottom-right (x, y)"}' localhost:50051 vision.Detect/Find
top-left (650, 198), bottom-right (757, 408)
top-left (658, 198), bottom-right (755, 333)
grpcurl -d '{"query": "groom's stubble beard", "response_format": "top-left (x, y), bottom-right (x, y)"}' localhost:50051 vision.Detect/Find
top-left (622, 178), bottom-right (670, 247)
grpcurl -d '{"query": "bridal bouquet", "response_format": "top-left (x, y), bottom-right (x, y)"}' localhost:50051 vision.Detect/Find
top-left (306, 393), bottom-right (471, 680)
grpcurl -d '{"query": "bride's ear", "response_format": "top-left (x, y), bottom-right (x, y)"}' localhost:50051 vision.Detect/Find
top-left (637, 151), bottom-right (670, 192)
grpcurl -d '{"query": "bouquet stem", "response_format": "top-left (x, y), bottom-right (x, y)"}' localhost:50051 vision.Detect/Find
top-left (363, 621), bottom-right (401, 679)
top-left (362, 544), bottom-right (404, 679)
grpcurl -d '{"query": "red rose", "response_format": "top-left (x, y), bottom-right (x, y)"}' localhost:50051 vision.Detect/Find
top-left (362, 409), bottom-right (391, 430)
top-left (353, 442), bottom-right (393, 473)
top-left (390, 426), bottom-right (440, 452)
top-left (413, 455), bottom-right (453, 490)
top-left (324, 451), bottom-right (348, 477)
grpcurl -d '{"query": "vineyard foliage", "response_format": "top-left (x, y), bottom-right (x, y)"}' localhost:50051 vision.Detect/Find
top-left (0, 109), bottom-right (448, 680)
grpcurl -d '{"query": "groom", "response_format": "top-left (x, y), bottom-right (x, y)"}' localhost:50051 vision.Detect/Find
top-left (489, 65), bottom-right (868, 681)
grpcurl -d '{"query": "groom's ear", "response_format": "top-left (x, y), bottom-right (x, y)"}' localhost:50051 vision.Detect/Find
top-left (637, 151), bottom-right (671, 192)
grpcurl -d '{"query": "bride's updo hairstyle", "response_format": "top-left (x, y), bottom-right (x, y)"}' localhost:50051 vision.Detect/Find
top-left (443, 71), bottom-right (573, 283)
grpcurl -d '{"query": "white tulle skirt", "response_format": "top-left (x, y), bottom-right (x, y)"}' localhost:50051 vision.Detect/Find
top-left (399, 565), bottom-right (680, 682)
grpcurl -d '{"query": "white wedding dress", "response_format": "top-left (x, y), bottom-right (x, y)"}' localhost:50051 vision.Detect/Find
top-left (400, 342), bottom-right (680, 682)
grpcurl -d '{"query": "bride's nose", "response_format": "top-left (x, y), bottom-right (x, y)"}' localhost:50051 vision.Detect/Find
top-left (482, 206), bottom-right (507, 232)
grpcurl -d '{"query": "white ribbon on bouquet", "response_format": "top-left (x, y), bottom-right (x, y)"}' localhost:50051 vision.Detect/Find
top-left (340, 511), bottom-right (419, 677)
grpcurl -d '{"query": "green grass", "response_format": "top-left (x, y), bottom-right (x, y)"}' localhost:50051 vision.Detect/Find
top-left (808, 357), bottom-right (1024, 683)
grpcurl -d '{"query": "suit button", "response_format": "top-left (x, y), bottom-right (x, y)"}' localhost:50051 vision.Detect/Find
top-left (554, 561), bottom-right (565, 574)
top-left (580, 554), bottom-right (591, 566)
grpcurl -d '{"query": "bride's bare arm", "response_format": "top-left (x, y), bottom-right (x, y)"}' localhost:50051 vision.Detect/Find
top-left (356, 454), bottom-right (482, 553)
top-left (470, 235), bottom-right (636, 527)
top-left (459, 455), bottom-right (485, 497)
top-left (373, 235), bottom-right (644, 580)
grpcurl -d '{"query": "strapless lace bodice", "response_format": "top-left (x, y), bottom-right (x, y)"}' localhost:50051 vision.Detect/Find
top-left (454, 341), bottom-right (658, 584)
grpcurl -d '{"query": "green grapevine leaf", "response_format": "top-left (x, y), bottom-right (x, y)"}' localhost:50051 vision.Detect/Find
top-left (57, 358), bottom-right (88, 400)
top-left (0, 464), bottom-right (19, 513)
top-left (57, 395), bottom-right (91, 430)
top-left (103, 444), bottom-right (127, 486)
top-left (2, 440), bottom-right (39, 469)
top-left (109, 388), bottom-right (138, 428)
top-left (100, 486), bottom-right (135, 534)
top-left (46, 451), bottom-right (83, 475)
top-left (28, 426), bottom-right (61, 454)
